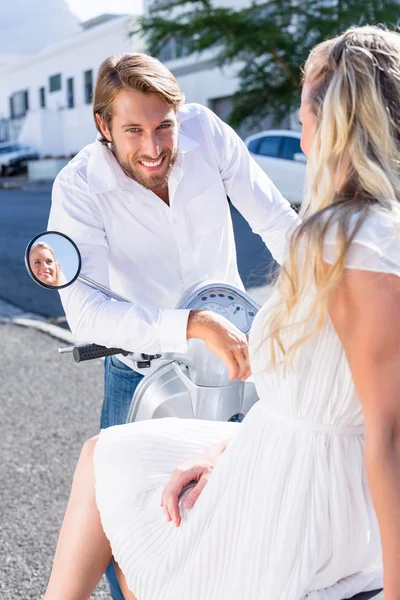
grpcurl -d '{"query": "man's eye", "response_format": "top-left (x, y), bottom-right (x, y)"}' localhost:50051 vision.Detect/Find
top-left (128, 128), bottom-right (140, 133)
top-left (159, 123), bottom-right (171, 130)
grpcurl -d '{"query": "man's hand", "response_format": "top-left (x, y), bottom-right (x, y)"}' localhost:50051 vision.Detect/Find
top-left (161, 440), bottom-right (229, 527)
top-left (187, 310), bottom-right (251, 381)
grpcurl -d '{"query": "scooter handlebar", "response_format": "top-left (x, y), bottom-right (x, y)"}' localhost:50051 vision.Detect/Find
top-left (72, 344), bottom-right (129, 363)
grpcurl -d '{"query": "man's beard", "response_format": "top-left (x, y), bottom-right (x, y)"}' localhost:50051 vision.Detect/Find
top-left (111, 143), bottom-right (178, 192)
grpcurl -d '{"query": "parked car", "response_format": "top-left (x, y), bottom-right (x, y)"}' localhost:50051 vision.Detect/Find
top-left (0, 142), bottom-right (40, 176)
top-left (244, 130), bottom-right (306, 207)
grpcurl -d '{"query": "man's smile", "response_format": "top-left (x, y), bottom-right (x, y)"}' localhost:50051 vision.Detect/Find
top-left (138, 155), bottom-right (166, 171)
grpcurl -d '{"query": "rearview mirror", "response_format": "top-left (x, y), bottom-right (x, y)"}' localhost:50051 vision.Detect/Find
top-left (25, 231), bottom-right (81, 290)
top-left (25, 231), bottom-right (131, 303)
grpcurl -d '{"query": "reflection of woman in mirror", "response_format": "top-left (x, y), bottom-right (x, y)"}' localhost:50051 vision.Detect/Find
top-left (29, 242), bottom-right (67, 287)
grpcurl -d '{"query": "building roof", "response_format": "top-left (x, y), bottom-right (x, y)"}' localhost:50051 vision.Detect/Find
top-left (82, 14), bottom-right (128, 30)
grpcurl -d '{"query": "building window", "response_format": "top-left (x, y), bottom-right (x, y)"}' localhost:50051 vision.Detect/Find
top-left (158, 38), bottom-right (175, 62)
top-left (39, 87), bottom-right (46, 108)
top-left (24, 90), bottom-right (29, 112)
top-left (157, 36), bottom-right (193, 62)
top-left (67, 78), bottom-right (74, 109)
top-left (49, 73), bottom-right (62, 93)
top-left (84, 70), bottom-right (93, 105)
top-left (9, 90), bottom-right (29, 120)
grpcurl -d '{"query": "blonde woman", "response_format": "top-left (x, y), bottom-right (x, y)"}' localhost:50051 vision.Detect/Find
top-left (29, 242), bottom-right (67, 287)
top-left (43, 26), bottom-right (400, 600)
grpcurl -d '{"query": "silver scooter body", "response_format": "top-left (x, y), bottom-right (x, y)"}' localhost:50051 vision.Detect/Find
top-left (126, 282), bottom-right (261, 424)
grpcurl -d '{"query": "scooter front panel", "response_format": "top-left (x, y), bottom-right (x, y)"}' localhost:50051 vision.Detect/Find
top-left (127, 361), bottom-right (259, 424)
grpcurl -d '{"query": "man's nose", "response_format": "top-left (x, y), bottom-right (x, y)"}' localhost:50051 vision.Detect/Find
top-left (142, 132), bottom-right (162, 158)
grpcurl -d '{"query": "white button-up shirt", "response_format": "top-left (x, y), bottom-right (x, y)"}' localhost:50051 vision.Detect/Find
top-left (48, 103), bottom-right (298, 369)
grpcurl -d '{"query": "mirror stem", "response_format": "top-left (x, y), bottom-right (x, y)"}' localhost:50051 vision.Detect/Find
top-left (78, 275), bottom-right (131, 303)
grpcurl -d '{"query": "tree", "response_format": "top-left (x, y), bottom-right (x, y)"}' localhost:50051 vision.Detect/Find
top-left (138, 0), bottom-right (400, 128)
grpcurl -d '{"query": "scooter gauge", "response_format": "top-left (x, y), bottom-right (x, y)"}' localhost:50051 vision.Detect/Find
top-left (229, 303), bottom-right (248, 330)
top-left (201, 302), bottom-right (229, 319)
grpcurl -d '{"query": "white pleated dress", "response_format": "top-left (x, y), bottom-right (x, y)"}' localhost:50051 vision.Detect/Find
top-left (94, 210), bottom-right (400, 600)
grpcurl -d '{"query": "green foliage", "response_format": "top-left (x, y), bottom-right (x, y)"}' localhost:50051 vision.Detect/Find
top-left (137, 0), bottom-right (400, 127)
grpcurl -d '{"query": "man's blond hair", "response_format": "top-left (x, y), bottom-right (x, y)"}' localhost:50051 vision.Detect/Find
top-left (93, 53), bottom-right (185, 144)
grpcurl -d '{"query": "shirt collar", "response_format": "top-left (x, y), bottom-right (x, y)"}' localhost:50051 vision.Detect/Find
top-left (87, 128), bottom-right (199, 195)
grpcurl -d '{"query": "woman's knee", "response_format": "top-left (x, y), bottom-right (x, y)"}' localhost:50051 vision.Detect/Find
top-left (71, 436), bottom-right (99, 489)
top-left (73, 436), bottom-right (99, 480)
top-left (80, 435), bottom-right (99, 462)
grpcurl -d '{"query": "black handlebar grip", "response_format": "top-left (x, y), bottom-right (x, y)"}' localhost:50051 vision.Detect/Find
top-left (72, 344), bottom-right (129, 363)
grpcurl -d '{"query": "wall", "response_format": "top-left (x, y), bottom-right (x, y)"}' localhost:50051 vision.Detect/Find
top-left (0, 16), bottom-right (143, 156)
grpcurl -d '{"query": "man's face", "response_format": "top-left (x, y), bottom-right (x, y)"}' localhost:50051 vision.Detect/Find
top-left (98, 89), bottom-right (179, 192)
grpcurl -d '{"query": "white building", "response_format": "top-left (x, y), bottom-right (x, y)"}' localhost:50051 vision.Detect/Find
top-left (0, 2), bottom-right (143, 156)
top-left (0, 0), bottom-right (292, 158)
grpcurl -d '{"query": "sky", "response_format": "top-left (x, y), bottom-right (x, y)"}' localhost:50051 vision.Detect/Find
top-left (66, 0), bottom-right (143, 22)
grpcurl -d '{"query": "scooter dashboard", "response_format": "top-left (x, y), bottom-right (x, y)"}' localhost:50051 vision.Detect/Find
top-left (181, 285), bottom-right (259, 335)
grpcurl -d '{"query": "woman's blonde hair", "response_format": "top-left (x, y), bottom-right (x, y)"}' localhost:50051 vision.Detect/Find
top-left (262, 25), bottom-right (400, 371)
top-left (31, 242), bottom-right (67, 287)
top-left (93, 53), bottom-right (185, 144)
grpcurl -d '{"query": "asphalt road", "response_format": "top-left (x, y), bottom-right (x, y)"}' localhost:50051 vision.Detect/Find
top-left (0, 186), bottom-right (64, 319)
top-left (0, 323), bottom-right (108, 599)
top-left (0, 185), bottom-right (276, 320)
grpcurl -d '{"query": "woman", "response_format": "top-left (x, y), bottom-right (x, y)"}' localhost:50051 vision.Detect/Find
top-left (29, 242), bottom-right (67, 287)
top-left (44, 26), bottom-right (400, 600)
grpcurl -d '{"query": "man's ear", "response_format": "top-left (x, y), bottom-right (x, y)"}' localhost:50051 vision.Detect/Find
top-left (95, 113), bottom-right (112, 143)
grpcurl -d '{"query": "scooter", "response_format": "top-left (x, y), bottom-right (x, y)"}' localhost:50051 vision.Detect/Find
top-left (25, 230), bottom-right (260, 424)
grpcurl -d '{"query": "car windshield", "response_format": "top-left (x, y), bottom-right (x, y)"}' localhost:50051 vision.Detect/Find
top-left (0, 144), bottom-right (21, 154)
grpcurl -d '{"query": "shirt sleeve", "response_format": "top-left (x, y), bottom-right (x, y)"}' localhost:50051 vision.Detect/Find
top-left (48, 171), bottom-right (190, 354)
top-left (200, 106), bottom-right (300, 265)
top-left (323, 208), bottom-right (400, 277)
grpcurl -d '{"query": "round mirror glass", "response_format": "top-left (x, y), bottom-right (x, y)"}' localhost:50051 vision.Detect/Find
top-left (25, 231), bottom-right (81, 290)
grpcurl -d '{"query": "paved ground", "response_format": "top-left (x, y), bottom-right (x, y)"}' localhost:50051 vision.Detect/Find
top-left (0, 185), bottom-right (64, 319)
top-left (0, 322), bottom-right (109, 599)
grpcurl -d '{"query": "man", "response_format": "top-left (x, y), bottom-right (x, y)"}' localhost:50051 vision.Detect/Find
top-left (48, 53), bottom-right (299, 599)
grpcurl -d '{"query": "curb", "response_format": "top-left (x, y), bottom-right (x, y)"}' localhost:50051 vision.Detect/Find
top-left (0, 182), bottom-right (24, 189)
top-left (0, 299), bottom-right (75, 344)
top-left (9, 316), bottom-right (75, 344)
top-left (0, 177), bottom-right (53, 192)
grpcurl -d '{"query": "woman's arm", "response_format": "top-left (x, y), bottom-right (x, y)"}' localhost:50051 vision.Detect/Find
top-left (329, 268), bottom-right (400, 600)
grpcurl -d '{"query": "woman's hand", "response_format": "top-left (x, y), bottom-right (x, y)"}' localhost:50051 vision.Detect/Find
top-left (161, 440), bottom-right (229, 527)
top-left (187, 310), bottom-right (251, 381)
